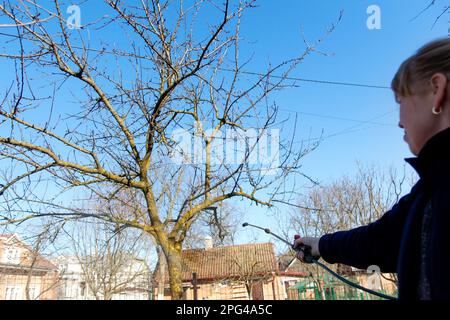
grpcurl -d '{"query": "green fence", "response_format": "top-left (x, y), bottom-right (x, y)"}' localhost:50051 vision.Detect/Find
top-left (288, 275), bottom-right (397, 300)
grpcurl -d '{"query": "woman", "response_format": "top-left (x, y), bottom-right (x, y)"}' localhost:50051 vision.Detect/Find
top-left (294, 38), bottom-right (450, 300)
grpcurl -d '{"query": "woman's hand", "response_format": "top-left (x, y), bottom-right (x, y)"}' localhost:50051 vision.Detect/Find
top-left (293, 236), bottom-right (321, 262)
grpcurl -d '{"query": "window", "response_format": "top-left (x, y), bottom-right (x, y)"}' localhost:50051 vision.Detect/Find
top-left (219, 280), bottom-right (230, 287)
top-left (3, 247), bottom-right (19, 264)
top-left (59, 264), bottom-right (66, 273)
top-left (28, 286), bottom-right (40, 300)
top-left (5, 286), bottom-right (21, 300)
top-left (119, 292), bottom-right (128, 300)
top-left (80, 282), bottom-right (86, 297)
top-left (64, 283), bottom-right (74, 299)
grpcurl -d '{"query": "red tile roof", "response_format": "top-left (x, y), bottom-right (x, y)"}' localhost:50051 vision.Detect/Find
top-left (0, 234), bottom-right (57, 271)
top-left (0, 234), bottom-right (16, 240)
top-left (156, 242), bottom-right (279, 282)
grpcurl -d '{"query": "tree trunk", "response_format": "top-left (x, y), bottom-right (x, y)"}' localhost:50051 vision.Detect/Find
top-left (164, 243), bottom-right (184, 300)
top-left (245, 282), bottom-right (253, 300)
top-left (155, 247), bottom-right (166, 300)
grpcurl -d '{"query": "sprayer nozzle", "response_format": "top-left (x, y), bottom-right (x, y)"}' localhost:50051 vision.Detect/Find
top-left (242, 222), bottom-right (249, 227)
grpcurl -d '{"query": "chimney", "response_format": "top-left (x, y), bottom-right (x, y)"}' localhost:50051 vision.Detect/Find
top-left (204, 236), bottom-right (213, 249)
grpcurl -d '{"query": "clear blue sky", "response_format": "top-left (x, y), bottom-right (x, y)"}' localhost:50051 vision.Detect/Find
top-left (226, 0), bottom-right (449, 249)
top-left (1, 0), bottom-right (449, 252)
top-left (239, 0), bottom-right (447, 181)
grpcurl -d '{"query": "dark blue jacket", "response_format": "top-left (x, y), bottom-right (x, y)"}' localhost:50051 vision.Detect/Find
top-left (319, 127), bottom-right (450, 300)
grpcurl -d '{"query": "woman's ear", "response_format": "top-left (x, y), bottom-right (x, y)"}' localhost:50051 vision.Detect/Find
top-left (430, 73), bottom-right (448, 110)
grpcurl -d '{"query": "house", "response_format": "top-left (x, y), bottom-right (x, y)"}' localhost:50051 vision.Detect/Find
top-left (0, 234), bottom-right (58, 300)
top-left (278, 252), bottom-right (314, 300)
top-left (55, 254), bottom-right (152, 300)
top-left (153, 241), bottom-right (308, 300)
top-left (348, 266), bottom-right (398, 297)
top-left (54, 255), bottom-right (87, 300)
top-left (283, 259), bottom-right (398, 300)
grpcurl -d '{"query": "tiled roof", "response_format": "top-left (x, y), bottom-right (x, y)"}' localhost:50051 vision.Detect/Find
top-left (0, 234), bottom-right (57, 271)
top-left (27, 254), bottom-right (58, 270)
top-left (0, 234), bottom-right (17, 240)
top-left (157, 242), bottom-right (279, 282)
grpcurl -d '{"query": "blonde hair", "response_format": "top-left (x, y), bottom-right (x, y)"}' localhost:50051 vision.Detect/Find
top-left (391, 38), bottom-right (450, 97)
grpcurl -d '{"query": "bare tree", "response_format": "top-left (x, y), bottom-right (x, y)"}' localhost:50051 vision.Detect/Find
top-left (183, 202), bottom-right (243, 248)
top-left (23, 223), bottom-right (65, 300)
top-left (286, 163), bottom-right (417, 289)
top-left (210, 244), bottom-right (274, 300)
top-left (230, 246), bottom-right (271, 300)
top-left (0, 0), bottom-right (339, 298)
top-left (0, 221), bottom-right (63, 300)
top-left (67, 219), bottom-right (153, 300)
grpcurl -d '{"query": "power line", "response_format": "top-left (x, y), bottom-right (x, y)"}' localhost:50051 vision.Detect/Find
top-left (0, 35), bottom-right (391, 90)
top-left (220, 68), bottom-right (391, 90)
top-left (291, 110), bottom-right (396, 144)
top-left (278, 108), bottom-right (396, 127)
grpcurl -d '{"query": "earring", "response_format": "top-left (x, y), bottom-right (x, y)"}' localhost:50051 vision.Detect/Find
top-left (432, 106), bottom-right (442, 115)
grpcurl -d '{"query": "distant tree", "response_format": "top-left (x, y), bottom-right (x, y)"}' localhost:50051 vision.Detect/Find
top-left (23, 223), bottom-right (62, 300)
top-left (286, 163), bottom-right (417, 291)
top-left (209, 244), bottom-right (273, 300)
top-left (68, 220), bottom-right (153, 300)
top-left (183, 202), bottom-right (243, 249)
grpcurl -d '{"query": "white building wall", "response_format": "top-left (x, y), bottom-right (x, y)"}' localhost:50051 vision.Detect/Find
top-left (55, 255), bottom-right (152, 300)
